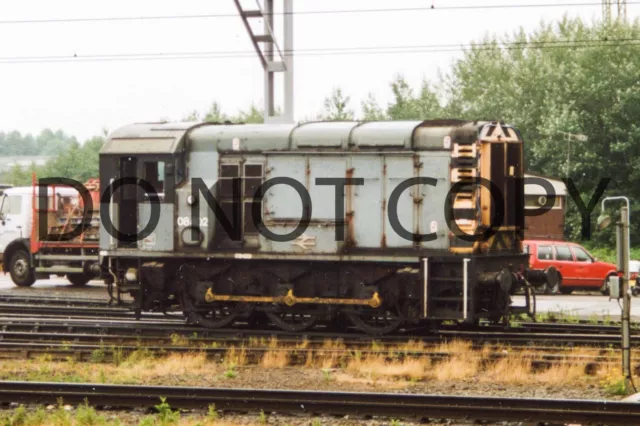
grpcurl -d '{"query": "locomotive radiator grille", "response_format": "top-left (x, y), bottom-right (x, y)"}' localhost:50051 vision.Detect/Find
top-left (449, 128), bottom-right (480, 253)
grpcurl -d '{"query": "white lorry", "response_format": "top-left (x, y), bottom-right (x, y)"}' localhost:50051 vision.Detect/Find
top-left (0, 182), bottom-right (101, 287)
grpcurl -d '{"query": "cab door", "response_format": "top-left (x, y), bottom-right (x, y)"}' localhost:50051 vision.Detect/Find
top-left (0, 194), bottom-right (24, 255)
top-left (553, 244), bottom-right (578, 285)
top-left (571, 245), bottom-right (599, 287)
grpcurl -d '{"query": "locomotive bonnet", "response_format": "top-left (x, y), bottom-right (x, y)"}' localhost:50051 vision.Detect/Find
top-left (98, 119), bottom-right (532, 334)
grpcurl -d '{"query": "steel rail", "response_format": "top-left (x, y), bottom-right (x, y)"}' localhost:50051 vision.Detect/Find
top-left (0, 295), bottom-right (121, 307)
top-left (0, 301), bottom-right (637, 336)
top-left (0, 296), bottom-right (637, 335)
top-left (0, 381), bottom-right (638, 424)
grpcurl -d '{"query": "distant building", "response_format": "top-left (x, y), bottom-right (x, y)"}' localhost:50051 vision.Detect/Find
top-left (524, 172), bottom-right (567, 241)
top-left (0, 156), bottom-right (52, 174)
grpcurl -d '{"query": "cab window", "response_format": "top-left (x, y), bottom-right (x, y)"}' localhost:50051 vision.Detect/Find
top-left (143, 161), bottom-right (165, 194)
top-left (0, 195), bottom-right (21, 216)
top-left (537, 245), bottom-right (552, 260)
top-left (572, 246), bottom-right (592, 262)
top-left (555, 245), bottom-right (574, 261)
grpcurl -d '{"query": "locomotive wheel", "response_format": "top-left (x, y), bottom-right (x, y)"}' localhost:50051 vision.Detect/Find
top-left (345, 307), bottom-right (402, 336)
top-left (265, 307), bottom-right (319, 332)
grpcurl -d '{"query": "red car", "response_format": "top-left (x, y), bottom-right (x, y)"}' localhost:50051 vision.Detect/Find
top-left (523, 240), bottom-right (619, 295)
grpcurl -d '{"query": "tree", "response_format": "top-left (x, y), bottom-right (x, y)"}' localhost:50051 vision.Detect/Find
top-left (387, 76), bottom-right (443, 120)
top-left (182, 110), bottom-right (201, 122)
top-left (236, 104), bottom-right (265, 124)
top-left (204, 102), bottom-right (229, 123)
top-left (321, 87), bottom-right (354, 121)
top-left (361, 93), bottom-right (387, 120)
top-left (442, 17), bottom-right (640, 244)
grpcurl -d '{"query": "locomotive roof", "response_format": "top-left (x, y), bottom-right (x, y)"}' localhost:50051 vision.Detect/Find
top-left (101, 119), bottom-right (507, 154)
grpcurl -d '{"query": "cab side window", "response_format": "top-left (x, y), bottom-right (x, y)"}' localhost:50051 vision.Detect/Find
top-left (555, 245), bottom-right (574, 261)
top-left (572, 247), bottom-right (592, 262)
top-left (143, 161), bottom-right (165, 194)
top-left (0, 195), bottom-right (21, 216)
top-left (537, 245), bottom-right (552, 260)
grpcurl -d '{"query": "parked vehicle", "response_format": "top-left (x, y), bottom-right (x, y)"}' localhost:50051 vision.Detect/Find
top-left (0, 178), bottom-right (101, 287)
top-left (523, 240), bottom-right (618, 295)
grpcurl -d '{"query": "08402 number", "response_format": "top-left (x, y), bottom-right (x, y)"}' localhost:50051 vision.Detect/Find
top-left (176, 216), bottom-right (209, 227)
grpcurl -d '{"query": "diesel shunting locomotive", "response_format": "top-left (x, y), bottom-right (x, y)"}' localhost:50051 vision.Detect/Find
top-left (95, 119), bottom-right (534, 335)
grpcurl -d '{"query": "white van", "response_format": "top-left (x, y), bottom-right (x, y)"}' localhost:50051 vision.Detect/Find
top-left (0, 186), bottom-right (99, 286)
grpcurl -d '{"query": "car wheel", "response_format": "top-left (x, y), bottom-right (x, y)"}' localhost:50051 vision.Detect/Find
top-left (544, 269), bottom-right (560, 294)
top-left (9, 249), bottom-right (35, 287)
top-left (546, 278), bottom-right (560, 294)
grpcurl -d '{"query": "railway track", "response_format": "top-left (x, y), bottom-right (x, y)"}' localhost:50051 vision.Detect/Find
top-left (0, 315), bottom-right (638, 348)
top-left (0, 296), bottom-right (636, 332)
top-left (0, 381), bottom-right (638, 425)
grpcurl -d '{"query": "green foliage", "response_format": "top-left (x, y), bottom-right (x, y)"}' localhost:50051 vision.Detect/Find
top-left (207, 404), bottom-right (219, 422)
top-left (91, 347), bottom-right (106, 363)
top-left (258, 410), bottom-right (267, 424)
top-left (583, 242), bottom-right (640, 263)
top-left (223, 366), bottom-right (238, 379)
top-left (154, 397), bottom-right (180, 425)
top-left (76, 399), bottom-right (107, 425)
top-left (361, 93), bottom-right (388, 120)
top-left (602, 374), bottom-right (631, 396)
top-left (320, 87), bottom-right (355, 121)
top-left (10, 406), bottom-right (46, 426)
top-left (0, 129), bottom-right (77, 157)
top-left (1, 135), bottom-right (104, 186)
top-left (442, 17), bottom-right (640, 245)
top-left (198, 101), bottom-right (270, 124)
top-left (137, 416), bottom-right (156, 426)
top-left (9, 405), bottom-right (26, 426)
top-left (387, 76), bottom-right (442, 120)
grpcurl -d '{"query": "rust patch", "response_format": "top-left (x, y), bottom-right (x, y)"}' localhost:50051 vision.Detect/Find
top-left (413, 154), bottom-right (422, 246)
top-left (346, 167), bottom-right (356, 248)
top-left (381, 162), bottom-right (387, 248)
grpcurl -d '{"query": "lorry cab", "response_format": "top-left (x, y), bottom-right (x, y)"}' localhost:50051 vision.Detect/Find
top-left (0, 185), bottom-right (86, 285)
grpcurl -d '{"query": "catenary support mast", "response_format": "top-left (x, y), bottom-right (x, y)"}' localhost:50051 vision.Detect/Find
top-left (233, 0), bottom-right (294, 124)
top-left (603, 0), bottom-right (628, 22)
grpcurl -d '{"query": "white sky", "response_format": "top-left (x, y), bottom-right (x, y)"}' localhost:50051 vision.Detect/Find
top-left (0, 0), bottom-right (637, 141)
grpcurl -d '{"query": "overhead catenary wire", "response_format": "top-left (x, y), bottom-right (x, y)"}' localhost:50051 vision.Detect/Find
top-left (0, 2), bottom-right (636, 25)
top-left (1, 38), bottom-right (640, 64)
